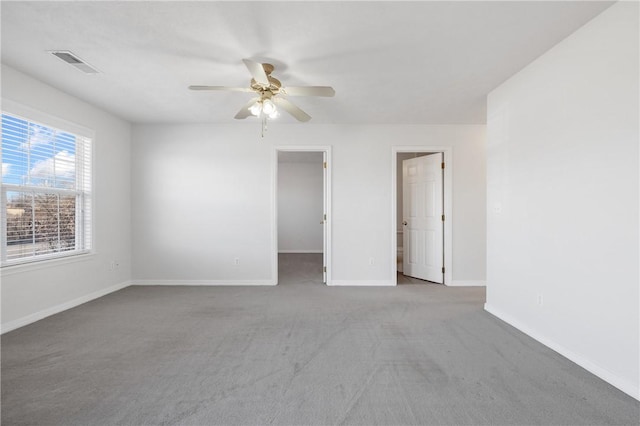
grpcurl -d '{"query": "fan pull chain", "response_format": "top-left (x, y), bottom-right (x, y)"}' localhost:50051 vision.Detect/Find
top-left (261, 116), bottom-right (268, 138)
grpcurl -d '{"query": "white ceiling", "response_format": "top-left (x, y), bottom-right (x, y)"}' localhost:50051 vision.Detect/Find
top-left (1, 1), bottom-right (613, 125)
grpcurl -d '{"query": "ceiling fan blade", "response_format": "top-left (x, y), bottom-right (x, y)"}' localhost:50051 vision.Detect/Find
top-left (189, 85), bottom-right (252, 92)
top-left (234, 98), bottom-right (260, 120)
top-left (273, 97), bottom-right (311, 122)
top-left (242, 59), bottom-right (270, 86)
top-left (283, 86), bottom-right (335, 97)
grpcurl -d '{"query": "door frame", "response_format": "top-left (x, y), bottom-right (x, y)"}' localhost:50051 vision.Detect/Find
top-left (391, 146), bottom-right (452, 285)
top-left (272, 145), bottom-right (332, 285)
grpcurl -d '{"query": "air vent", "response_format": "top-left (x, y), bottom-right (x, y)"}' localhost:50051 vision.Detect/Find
top-left (49, 50), bottom-right (99, 74)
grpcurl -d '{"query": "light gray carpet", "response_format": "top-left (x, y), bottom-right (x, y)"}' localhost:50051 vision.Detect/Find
top-left (2, 254), bottom-right (638, 425)
top-left (397, 272), bottom-right (436, 285)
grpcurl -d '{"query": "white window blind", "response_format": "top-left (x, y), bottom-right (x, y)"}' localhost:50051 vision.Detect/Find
top-left (1, 113), bottom-right (92, 265)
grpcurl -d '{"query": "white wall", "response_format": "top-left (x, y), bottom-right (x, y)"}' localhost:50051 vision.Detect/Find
top-left (1, 65), bottom-right (132, 331)
top-left (131, 124), bottom-right (486, 285)
top-left (278, 155), bottom-right (324, 253)
top-left (485, 2), bottom-right (639, 399)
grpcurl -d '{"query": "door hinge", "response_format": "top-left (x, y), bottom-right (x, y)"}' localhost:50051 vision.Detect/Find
top-left (324, 214), bottom-right (327, 220)
top-left (323, 266), bottom-right (327, 272)
top-left (441, 214), bottom-right (445, 222)
top-left (323, 162), bottom-right (327, 169)
top-left (442, 267), bottom-right (445, 274)
top-left (441, 162), bottom-right (445, 169)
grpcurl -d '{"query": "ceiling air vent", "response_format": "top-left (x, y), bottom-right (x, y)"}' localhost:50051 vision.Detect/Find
top-left (49, 50), bottom-right (99, 74)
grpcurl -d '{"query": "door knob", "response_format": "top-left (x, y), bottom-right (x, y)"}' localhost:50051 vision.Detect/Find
top-left (403, 221), bottom-right (408, 226)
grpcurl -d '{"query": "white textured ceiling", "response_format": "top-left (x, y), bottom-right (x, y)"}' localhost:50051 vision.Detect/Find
top-left (1, 1), bottom-right (613, 125)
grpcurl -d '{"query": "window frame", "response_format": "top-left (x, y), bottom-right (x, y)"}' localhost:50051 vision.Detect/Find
top-left (1, 101), bottom-right (94, 268)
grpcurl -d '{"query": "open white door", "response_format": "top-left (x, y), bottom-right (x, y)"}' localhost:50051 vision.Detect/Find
top-left (322, 152), bottom-right (327, 283)
top-left (402, 153), bottom-right (444, 283)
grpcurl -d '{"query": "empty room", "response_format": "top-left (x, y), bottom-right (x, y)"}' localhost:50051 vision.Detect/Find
top-left (1, 1), bottom-right (638, 425)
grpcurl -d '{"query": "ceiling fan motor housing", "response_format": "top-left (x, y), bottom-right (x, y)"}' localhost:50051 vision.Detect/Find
top-left (250, 64), bottom-right (282, 94)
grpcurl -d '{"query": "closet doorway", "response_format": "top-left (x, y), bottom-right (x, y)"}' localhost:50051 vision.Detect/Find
top-left (392, 147), bottom-right (452, 285)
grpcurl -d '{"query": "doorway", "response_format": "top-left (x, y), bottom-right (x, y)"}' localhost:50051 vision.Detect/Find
top-left (272, 146), bottom-right (331, 285)
top-left (392, 147), bottom-right (452, 285)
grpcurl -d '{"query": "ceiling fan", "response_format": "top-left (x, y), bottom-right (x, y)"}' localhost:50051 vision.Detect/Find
top-left (189, 59), bottom-right (335, 124)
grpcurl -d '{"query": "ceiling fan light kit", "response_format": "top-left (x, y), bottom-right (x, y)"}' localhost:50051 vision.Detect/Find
top-left (250, 97), bottom-right (277, 118)
top-left (189, 58), bottom-right (335, 137)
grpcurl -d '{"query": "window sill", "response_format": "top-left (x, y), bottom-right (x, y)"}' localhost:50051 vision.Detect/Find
top-left (1, 251), bottom-right (95, 276)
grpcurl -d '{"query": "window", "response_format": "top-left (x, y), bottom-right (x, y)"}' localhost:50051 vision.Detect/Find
top-left (1, 113), bottom-right (92, 266)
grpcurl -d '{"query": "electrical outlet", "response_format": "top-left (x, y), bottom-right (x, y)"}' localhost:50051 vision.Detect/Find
top-left (369, 257), bottom-right (375, 266)
top-left (234, 258), bottom-right (240, 266)
top-left (537, 294), bottom-right (544, 306)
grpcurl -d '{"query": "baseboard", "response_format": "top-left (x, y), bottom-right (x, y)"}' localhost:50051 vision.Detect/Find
top-left (1, 281), bottom-right (132, 334)
top-left (278, 250), bottom-right (323, 254)
top-left (131, 279), bottom-right (276, 286)
top-left (448, 280), bottom-right (486, 287)
top-left (484, 303), bottom-right (640, 401)
top-left (329, 280), bottom-right (395, 286)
